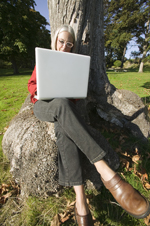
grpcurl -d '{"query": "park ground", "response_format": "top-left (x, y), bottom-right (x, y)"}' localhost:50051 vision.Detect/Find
top-left (0, 63), bottom-right (150, 225)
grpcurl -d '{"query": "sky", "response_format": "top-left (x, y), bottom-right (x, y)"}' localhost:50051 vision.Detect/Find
top-left (34, 0), bottom-right (138, 59)
top-left (34, 0), bottom-right (50, 30)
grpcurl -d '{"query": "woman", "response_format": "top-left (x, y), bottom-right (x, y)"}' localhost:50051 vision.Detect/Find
top-left (28, 25), bottom-right (150, 226)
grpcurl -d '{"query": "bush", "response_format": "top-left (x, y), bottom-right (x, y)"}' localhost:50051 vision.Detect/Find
top-left (0, 60), bottom-right (12, 69)
top-left (113, 60), bottom-right (122, 68)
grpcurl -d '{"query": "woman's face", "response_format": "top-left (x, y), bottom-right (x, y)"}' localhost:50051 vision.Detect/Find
top-left (56, 31), bottom-right (74, 52)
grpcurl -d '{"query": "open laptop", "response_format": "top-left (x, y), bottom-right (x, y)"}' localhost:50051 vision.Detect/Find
top-left (35, 47), bottom-right (91, 100)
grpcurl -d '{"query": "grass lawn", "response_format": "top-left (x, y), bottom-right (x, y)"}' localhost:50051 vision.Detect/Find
top-left (0, 67), bottom-right (150, 226)
top-left (107, 70), bottom-right (150, 106)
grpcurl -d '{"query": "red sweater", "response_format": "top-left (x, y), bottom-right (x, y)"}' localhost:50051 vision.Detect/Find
top-left (28, 66), bottom-right (38, 104)
top-left (28, 66), bottom-right (79, 104)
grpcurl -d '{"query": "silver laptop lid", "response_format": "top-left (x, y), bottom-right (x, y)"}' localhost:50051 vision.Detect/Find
top-left (35, 47), bottom-right (91, 100)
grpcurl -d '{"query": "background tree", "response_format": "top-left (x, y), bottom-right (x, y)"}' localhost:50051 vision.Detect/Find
top-left (0, 0), bottom-right (50, 74)
top-left (130, 1), bottom-right (150, 72)
top-left (48, 0), bottom-right (150, 140)
top-left (135, 2), bottom-right (149, 72)
top-left (104, 0), bottom-right (149, 68)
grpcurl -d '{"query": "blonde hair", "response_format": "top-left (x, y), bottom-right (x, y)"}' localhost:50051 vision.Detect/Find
top-left (51, 24), bottom-right (76, 52)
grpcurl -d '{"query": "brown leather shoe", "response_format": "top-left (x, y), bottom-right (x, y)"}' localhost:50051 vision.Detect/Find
top-left (102, 173), bottom-right (150, 219)
top-left (74, 204), bottom-right (94, 226)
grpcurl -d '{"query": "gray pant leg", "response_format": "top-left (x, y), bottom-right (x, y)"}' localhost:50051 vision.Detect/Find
top-left (34, 98), bottom-right (106, 164)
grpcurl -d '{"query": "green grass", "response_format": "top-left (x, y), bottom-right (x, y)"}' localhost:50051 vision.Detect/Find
top-left (107, 70), bottom-right (150, 106)
top-left (0, 68), bottom-right (31, 184)
top-left (0, 67), bottom-right (150, 225)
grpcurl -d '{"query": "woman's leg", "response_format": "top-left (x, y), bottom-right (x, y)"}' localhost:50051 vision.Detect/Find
top-left (34, 99), bottom-right (150, 219)
top-left (54, 121), bottom-right (84, 186)
top-left (74, 185), bottom-right (94, 226)
top-left (74, 185), bottom-right (89, 215)
top-left (73, 160), bottom-right (116, 216)
top-left (34, 99), bottom-right (106, 164)
top-left (94, 160), bottom-right (115, 181)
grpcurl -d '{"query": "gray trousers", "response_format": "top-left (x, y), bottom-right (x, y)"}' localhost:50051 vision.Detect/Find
top-left (34, 98), bottom-right (106, 186)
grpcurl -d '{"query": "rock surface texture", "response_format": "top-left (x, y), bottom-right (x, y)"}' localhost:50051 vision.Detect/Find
top-left (2, 95), bottom-right (120, 197)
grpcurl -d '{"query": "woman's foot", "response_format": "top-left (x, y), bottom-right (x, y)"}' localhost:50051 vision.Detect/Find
top-left (102, 173), bottom-right (150, 219)
top-left (74, 203), bottom-right (94, 226)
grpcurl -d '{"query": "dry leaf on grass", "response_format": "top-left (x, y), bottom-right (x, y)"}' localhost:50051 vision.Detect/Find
top-left (132, 154), bottom-right (141, 164)
top-left (135, 147), bottom-right (140, 154)
top-left (144, 213), bottom-right (150, 225)
top-left (66, 200), bottom-right (75, 208)
top-left (59, 201), bottom-right (75, 224)
top-left (51, 214), bottom-right (60, 226)
top-left (60, 215), bottom-right (70, 223)
top-left (0, 181), bottom-right (20, 205)
top-left (144, 182), bottom-right (150, 190)
top-left (120, 157), bottom-right (131, 171)
top-left (142, 173), bottom-right (149, 181)
top-left (0, 183), bottom-right (10, 195)
top-left (0, 191), bottom-right (13, 204)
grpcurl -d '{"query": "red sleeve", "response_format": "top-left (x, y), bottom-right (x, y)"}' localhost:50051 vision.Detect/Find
top-left (28, 66), bottom-right (37, 103)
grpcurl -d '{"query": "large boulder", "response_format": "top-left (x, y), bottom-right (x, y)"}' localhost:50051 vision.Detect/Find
top-left (2, 95), bottom-right (120, 197)
top-left (96, 89), bottom-right (150, 140)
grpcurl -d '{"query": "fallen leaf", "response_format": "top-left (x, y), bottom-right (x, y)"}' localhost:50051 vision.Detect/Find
top-left (122, 151), bottom-right (131, 157)
top-left (0, 191), bottom-right (13, 204)
top-left (132, 155), bottom-right (141, 164)
top-left (144, 182), bottom-right (150, 190)
top-left (141, 173), bottom-right (149, 181)
top-left (66, 200), bottom-right (75, 208)
top-left (125, 161), bottom-right (130, 171)
top-left (0, 183), bottom-right (10, 195)
top-left (135, 147), bottom-right (139, 154)
top-left (68, 201), bottom-right (76, 207)
top-left (60, 215), bottom-right (70, 223)
top-left (94, 222), bottom-right (101, 226)
top-left (134, 164), bottom-right (137, 174)
top-left (0, 181), bottom-right (20, 205)
top-left (135, 171), bottom-right (142, 179)
top-left (144, 213), bottom-right (150, 225)
top-left (51, 214), bottom-right (60, 226)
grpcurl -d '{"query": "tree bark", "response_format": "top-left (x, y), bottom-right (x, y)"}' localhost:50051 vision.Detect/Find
top-left (138, 20), bottom-right (149, 73)
top-left (48, 0), bottom-right (150, 140)
top-left (121, 46), bottom-right (127, 68)
top-left (11, 56), bottom-right (19, 74)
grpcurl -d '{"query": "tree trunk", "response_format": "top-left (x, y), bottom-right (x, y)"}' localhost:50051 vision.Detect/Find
top-left (138, 20), bottom-right (149, 73)
top-left (139, 61), bottom-right (144, 73)
top-left (48, 0), bottom-right (150, 140)
top-left (11, 56), bottom-right (19, 74)
top-left (121, 46), bottom-right (127, 68)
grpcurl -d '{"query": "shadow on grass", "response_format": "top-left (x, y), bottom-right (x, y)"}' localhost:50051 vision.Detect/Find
top-left (0, 69), bottom-right (32, 77)
top-left (90, 187), bottom-right (146, 226)
top-left (141, 82), bottom-right (150, 90)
